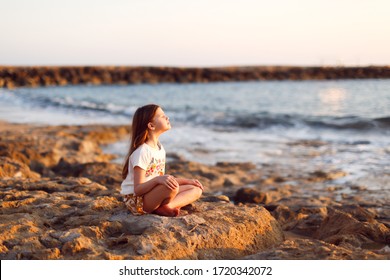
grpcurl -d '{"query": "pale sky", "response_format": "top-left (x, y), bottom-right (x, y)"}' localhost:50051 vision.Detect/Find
top-left (1, 0), bottom-right (390, 66)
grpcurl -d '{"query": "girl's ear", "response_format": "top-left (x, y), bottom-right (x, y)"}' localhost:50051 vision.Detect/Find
top-left (147, 122), bottom-right (155, 130)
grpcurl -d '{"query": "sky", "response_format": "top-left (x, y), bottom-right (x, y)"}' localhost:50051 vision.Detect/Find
top-left (1, 0), bottom-right (390, 67)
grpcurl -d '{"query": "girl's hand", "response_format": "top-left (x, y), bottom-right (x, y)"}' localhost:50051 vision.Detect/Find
top-left (157, 175), bottom-right (179, 190)
top-left (188, 179), bottom-right (204, 191)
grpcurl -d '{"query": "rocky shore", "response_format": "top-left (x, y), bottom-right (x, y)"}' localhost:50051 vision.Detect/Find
top-left (0, 121), bottom-right (389, 259)
top-left (1, 65), bottom-right (390, 89)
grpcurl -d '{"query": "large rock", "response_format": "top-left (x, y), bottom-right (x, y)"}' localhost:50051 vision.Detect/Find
top-left (269, 205), bottom-right (328, 237)
top-left (0, 157), bottom-right (40, 179)
top-left (315, 208), bottom-right (390, 248)
top-left (244, 238), bottom-right (388, 260)
top-left (107, 202), bottom-right (284, 260)
top-left (0, 123), bottom-right (128, 176)
top-left (0, 177), bottom-right (284, 260)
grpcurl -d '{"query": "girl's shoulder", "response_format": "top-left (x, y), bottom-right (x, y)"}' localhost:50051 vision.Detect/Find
top-left (129, 144), bottom-right (153, 164)
top-left (134, 143), bottom-right (150, 154)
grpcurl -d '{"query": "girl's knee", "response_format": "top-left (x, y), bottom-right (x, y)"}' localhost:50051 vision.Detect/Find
top-left (157, 184), bottom-right (179, 198)
top-left (186, 185), bottom-right (202, 197)
top-left (195, 187), bottom-right (203, 197)
top-left (189, 185), bottom-right (202, 198)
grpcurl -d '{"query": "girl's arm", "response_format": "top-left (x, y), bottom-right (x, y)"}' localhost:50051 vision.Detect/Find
top-left (175, 177), bottom-right (204, 190)
top-left (133, 166), bottom-right (179, 196)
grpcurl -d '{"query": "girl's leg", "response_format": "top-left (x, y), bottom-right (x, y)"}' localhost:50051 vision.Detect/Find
top-left (165, 184), bottom-right (202, 210)
top-left (142, 184), bottom-right (179, 216)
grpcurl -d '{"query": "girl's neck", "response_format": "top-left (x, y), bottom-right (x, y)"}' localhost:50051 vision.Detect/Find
top-left (146, 134), bottom-right (160, 149)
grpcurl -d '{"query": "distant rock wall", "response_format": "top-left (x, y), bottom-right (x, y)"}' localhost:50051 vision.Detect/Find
top-left (1, 66), bottom-right (390, 89)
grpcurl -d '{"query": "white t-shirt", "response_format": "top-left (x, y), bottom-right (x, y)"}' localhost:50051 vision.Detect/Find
top-left (120, 143), bottom-right (166, 195)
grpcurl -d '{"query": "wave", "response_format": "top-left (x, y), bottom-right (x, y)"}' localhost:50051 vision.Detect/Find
top-left (374, 116), bottom-right (390, 128)
top-left (13, 93), bottom-right (131, 117)
top-left (207, 112), bottom-right (390, 132)
top-left (307, 116), bottom-right (390, 130)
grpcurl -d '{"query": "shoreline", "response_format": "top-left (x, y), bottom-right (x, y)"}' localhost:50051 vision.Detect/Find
top-left (0, 120), bottom-right (389, 259)
top-left (1, 65), bottom-right (390, 89)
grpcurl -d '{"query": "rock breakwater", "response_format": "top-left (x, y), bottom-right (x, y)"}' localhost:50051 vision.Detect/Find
top-left (1, 66), bottom-right (390, 89)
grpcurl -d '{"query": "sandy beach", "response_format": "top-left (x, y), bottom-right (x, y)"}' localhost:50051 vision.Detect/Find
top-left (0, 120), bottom-right (389, 260)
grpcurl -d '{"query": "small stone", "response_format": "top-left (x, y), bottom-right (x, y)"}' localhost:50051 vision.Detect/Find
top-left (234, 188), bottom-right (270, 204)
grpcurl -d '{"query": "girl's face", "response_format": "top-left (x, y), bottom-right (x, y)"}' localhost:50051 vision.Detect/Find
top-left (150, 107), bottom-right (171, 133)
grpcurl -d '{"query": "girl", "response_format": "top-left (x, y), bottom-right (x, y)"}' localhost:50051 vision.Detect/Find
top-left (121, 104), bottom-right (204, 217)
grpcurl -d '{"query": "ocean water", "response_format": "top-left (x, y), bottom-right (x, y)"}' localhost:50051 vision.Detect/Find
top-left (0, 79), bottom-right (389, 190)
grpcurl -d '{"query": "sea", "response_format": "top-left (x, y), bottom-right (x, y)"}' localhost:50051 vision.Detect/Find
top-left (0, 79), bottom-right (389, 192)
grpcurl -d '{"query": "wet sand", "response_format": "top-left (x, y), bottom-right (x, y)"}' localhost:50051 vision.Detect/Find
top-left (0, 121), bottom-right (389, 259)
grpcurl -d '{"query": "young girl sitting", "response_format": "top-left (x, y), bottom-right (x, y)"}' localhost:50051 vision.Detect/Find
top-left (121, 104), bottom-right (204, 217)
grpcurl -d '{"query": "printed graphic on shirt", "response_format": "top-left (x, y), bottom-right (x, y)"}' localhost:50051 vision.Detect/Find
top-left (145, 157), bottom-right (165, 178)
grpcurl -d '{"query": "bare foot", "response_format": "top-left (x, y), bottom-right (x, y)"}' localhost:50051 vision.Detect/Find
top-left (153, 205), bottom-right (180, 217)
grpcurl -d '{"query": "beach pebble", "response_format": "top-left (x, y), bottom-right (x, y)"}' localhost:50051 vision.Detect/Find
top-left (234, 188), bottom-right (271, 204)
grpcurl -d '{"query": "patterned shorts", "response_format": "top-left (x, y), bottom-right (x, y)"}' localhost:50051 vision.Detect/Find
top-left (123, 194), bottom-right (147, 216)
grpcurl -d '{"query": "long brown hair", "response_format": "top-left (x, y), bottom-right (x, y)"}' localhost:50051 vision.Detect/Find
top-left (122, 104), bottom-right (160, 179)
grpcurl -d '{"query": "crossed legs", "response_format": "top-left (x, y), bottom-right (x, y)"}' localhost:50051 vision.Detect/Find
top-left (142, 184), bottom-right (202, 217)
